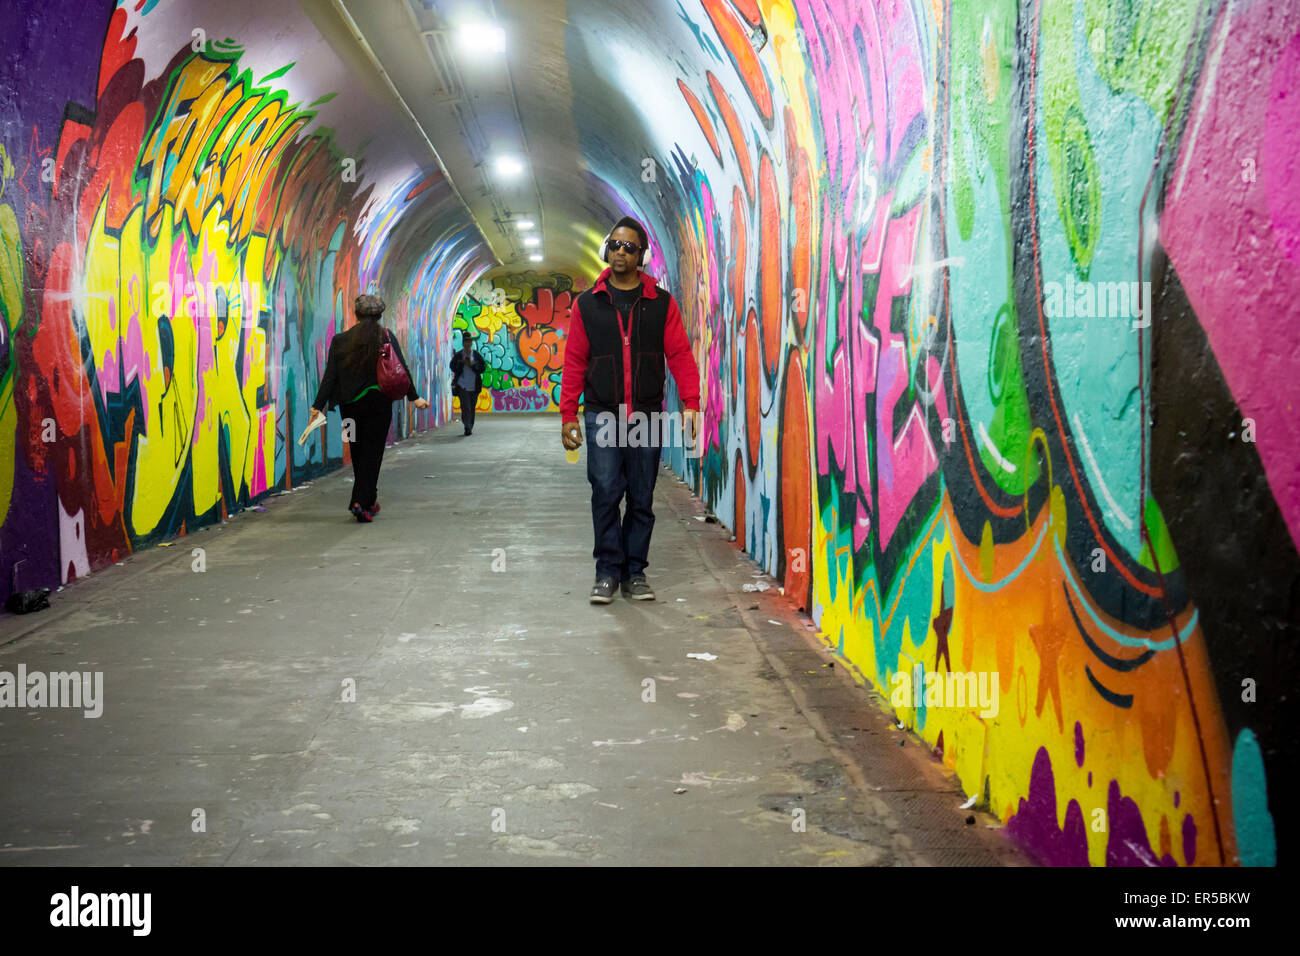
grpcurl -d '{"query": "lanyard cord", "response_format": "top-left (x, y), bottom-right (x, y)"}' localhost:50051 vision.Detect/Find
top-left (613, 290), bottom-right (640, 341)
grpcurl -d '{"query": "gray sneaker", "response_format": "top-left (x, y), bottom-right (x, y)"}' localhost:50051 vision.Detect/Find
top-left (590, 576), bottom-right (618, 604)
top-left (621, 574), bottom-right (656, 601)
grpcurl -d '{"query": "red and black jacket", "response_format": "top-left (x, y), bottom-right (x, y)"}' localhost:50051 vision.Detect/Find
top-left (559, 269), bottom-right (700, 419)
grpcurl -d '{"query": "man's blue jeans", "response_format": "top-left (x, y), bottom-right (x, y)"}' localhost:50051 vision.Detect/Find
top-left (585, 409), bottom-right (660, 580)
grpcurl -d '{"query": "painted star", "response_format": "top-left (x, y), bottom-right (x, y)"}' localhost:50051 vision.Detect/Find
top-left (1028, 621), bottom-right (1067, 732)
top-left (932, 604), bottom-right (953, 672)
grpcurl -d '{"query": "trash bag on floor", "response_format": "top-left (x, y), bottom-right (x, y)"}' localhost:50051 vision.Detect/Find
top-left (5, 588), bottom-right (51, 614)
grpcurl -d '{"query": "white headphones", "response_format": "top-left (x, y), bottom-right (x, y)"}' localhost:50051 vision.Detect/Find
top-left (599, 230), bottom-right (652, 267)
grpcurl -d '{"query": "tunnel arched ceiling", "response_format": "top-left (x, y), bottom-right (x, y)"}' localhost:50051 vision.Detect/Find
top-left (331, 0), bottom-right (700, 279)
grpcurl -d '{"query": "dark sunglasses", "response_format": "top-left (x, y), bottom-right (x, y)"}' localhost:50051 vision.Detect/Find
top-left (607, 239), bottom-right (641, 254)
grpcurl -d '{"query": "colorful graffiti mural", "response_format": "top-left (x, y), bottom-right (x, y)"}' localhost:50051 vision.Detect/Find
top-left (453, 271), bottom-right (585, 413)
top-left (583, 0), bottom-right (1297, 865)
top-left (1, 0), bottom-right (1294, 869)
top-left (0, 2), bottom-right (488, 597)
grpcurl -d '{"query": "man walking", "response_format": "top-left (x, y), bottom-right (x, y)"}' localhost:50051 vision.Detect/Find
top-left (450, 330), bottom-right (487, 436)
top-left (560, 216), bottom-right (700, 604)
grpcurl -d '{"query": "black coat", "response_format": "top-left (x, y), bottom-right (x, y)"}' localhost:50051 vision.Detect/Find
top-left (450, 349), bottom-right (487, 394)
top-left (314, 323), bottom-right (419, 410)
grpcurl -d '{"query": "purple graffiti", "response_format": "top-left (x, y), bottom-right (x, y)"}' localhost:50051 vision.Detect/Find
top-left (1004, 748), bottom-right (1091, 867)
top-left (492, 387), bottom-right (551, 412)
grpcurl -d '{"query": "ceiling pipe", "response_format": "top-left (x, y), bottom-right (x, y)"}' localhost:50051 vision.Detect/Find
top-left (328, 0), bottom-right (500, 268)
top-left (415, 20), bottom-right (526, 264)
top-left (489, 0), bottom-right (547, 269)
top-left (419, 2), bottom-right (548, 270)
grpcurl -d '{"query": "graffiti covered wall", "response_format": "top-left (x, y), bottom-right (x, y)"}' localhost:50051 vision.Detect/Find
top-left (453, 271), bottom-right (586, 413)
top-left (0, 2), bottom-right (489, 598)
top-left (571, 0), bottom-right (1297, 865)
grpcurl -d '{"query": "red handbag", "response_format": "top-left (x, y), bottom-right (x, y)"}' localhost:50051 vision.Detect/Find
top-left (377, 330), bottom-right (412, 399)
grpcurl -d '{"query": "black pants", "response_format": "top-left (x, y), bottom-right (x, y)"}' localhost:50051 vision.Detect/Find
top-left (459, 389), bottom-right (479, 433)
top-left (340, 391), bottom-right (392, 509)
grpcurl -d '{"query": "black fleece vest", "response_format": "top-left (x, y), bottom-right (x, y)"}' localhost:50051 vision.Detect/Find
top-left (575, 283), bottom-right (671, 415)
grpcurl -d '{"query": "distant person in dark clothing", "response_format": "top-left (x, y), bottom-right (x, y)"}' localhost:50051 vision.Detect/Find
top-left (308, 294), bottom-right (429, 522)
top-left (450, 331), bottom-right (486, 436)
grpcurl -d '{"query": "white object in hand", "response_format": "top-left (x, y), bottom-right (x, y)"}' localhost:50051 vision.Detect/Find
top-left (297, 415), bottom-right (327, 446)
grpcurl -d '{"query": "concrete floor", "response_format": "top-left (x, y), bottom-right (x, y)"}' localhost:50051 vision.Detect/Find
top-left (0, 414), bottom-right (1025, 866)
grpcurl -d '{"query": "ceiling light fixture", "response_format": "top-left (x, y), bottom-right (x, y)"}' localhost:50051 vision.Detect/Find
top-left (515, 219), bottom-right (535, 229)
top-left (523, 235), bottom-right (540, 247)
top-left (459, 23), bottom-right (506, 54)
top-left (529, 254), bottom-right (543, 262)
top-left (494, 156), bottom-right (525, 178)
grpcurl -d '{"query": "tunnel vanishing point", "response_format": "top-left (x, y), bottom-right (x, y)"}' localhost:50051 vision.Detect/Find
top-left (0, 0), bottom-right (1296, 868)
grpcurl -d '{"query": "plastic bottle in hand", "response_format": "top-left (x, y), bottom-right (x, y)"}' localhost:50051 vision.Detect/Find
top-left (565, 446), bottom-right (580, 464)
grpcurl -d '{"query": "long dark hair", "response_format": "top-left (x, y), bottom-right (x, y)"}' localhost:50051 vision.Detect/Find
top-left (347, 315), bottom-right (386, 373)
top-left (346, 294), bottom-right (387, 373)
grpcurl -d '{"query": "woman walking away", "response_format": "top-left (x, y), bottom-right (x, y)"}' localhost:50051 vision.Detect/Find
top-left (307, 294), bottom-right (430, 522)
